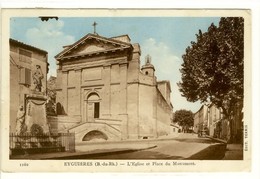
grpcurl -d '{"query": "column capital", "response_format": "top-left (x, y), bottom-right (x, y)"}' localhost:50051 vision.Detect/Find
top-left (119, 62), bottom-right (128, 67)
top-left (74, 68), bottom-right (82, 72)
top-left (103, 64), bottom-right (111, 68)
top-left (61, 70), bottom-right (69, 74)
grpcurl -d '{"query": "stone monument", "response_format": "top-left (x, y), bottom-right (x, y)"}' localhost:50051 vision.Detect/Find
top-left (24, 64), bottom-right (49, 134)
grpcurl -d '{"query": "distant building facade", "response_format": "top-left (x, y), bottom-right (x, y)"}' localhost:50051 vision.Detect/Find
top-left (51, 33), bottom-right (173, 141)
top-left (194, 102), bottom-right (243, 143)
top-left (193, 105), bottom-right (208, 134)
top-left (10, 39), bottom-right (48, 133)
top-left (170, 122), bottom-right (181, 134)
top-left (208, 104), bottom-right (223, 137)
top-left (193, 112), bottom-right (200, 133)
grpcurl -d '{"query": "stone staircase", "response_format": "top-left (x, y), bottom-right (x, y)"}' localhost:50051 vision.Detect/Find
top-left (68, 118), bottom-right (122, 142)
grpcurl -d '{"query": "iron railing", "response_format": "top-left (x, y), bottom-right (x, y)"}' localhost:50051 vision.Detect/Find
top-left (10, 133), bottom-right (75, 156)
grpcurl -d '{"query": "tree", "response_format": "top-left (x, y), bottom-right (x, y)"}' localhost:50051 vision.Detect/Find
top-left (178, 17), bottom-right (244, 140)
top-left (46, 76), bottom-right (57, 116)
top-left (173, 110), bottom-right (194, 132)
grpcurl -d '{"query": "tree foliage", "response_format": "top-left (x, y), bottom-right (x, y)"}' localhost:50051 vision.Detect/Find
top-left (173, 109), bottom-right (194, 128)
top-left (46, 76), bottom-right (57, 116)
top-left (178, 17), bottom-right (244, 118)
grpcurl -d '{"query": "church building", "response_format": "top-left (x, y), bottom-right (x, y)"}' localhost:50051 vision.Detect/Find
top-left (52, 32), bottom-right (173, 142)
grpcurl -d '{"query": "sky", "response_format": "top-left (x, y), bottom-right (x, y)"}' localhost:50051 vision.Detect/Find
top-left (10, 16), bottom-right (220, 113)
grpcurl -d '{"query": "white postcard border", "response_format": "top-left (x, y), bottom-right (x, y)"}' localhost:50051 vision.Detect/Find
top-left (1, 9), bottom-right (251, 172)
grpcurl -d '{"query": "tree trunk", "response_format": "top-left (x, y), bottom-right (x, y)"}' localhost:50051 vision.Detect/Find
top-left (221, 101), bottom-right (243, 144)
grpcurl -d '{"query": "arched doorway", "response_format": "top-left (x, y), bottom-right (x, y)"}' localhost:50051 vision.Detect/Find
top-left (86, 92), bottom-right (100, 122)
top-left (82, 130), bottom-right (108, 141)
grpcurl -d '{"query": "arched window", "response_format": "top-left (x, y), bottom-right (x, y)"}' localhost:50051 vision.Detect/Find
top-left (87, 93), bottom-right (99, 101)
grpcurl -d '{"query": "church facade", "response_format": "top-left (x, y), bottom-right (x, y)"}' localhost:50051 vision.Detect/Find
top-left (52, 33), bottom-right (173, 141)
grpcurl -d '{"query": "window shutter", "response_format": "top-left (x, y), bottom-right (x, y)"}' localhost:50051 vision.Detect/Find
top-left (25, 68), bottom-right (31, 85)
top-left (20, 67), bottom-right (31, 86)
top-left (20, 68), bottom-right (25, 84)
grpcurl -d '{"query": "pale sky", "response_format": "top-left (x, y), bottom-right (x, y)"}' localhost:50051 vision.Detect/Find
top-left (10, 17), bottom-right (220, 113)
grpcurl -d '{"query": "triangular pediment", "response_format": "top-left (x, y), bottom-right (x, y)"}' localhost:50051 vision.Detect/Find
top-left (55, 34), bottom-right (132, 60)
top-left (66, 41), bottom-right (119, 56)
top-left (77, 45), bottom-right (106, 55)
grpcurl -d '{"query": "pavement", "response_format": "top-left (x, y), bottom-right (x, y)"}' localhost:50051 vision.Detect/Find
top-left (9, 133), bottom-right (194, 159)
top-left (10, 133), bottom-right (241, 160)
top-left (205, 135), bottom-right (243, 160)
top-left (222, 144), bottom-right (243, 160)
top-left (10, 142), bottom-right (157, 160)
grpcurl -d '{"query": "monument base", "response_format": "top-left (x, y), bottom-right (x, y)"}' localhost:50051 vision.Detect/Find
top-left (24, 94), bottom-right (49, 134)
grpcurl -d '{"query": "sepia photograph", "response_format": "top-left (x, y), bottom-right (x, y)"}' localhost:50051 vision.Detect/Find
top-left (1, 9), bottom-right (251, 172)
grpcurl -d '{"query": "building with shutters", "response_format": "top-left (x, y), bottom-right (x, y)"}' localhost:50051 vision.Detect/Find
top-left (193, 102), bottom-right (242, 143)
top-left (9, 38), bottom-right (48, 133)
top-left (51, 33), bottom-right (173, 141)
top-left (193, 105), bottom-right (208, 135)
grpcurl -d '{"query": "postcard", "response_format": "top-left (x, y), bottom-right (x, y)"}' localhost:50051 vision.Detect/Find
top-left (1, 9), bottom-right (251, 172)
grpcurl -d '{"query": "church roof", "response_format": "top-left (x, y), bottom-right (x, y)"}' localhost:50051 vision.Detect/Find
top-left (157, 80), bottom-right (171, 92)
top-left (110, 34), bottom-right (131, 43)
top-left (55, 33), bottom-right (133, 60)
top-left (141, 63), bottom-right (155, 68)
top-left (141, 63), bottom-right (155, 72)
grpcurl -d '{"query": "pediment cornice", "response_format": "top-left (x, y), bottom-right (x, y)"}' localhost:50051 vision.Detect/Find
top-left (55, 33), bottom-right (132, 61)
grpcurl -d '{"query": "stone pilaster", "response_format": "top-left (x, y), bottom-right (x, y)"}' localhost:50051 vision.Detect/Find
top-left (119, 62), bottom-right (128, 139)
top-left (74, 68), bottom-right (82, 119)
top-left (102, 64), bottom-right (111, 117)
top-left (62, 70), bottom-right (68, 114)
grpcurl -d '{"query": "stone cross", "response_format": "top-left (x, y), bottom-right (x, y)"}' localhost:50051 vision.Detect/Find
top-left (92, 21), bottom-right (98, 34)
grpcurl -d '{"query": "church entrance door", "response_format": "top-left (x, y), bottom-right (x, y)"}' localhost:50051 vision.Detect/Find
top-left (86, 93), bottom-right (100, 122)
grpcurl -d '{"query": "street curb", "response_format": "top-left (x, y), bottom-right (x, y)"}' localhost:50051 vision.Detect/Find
top-left (75, 136), bottom-right (180, 146)
top-left (10, 145), bottom-right (157, 160)
top-left (206, 135), bottom-right (227, 144)
top-left (47, 145), bottom-right (158, 160)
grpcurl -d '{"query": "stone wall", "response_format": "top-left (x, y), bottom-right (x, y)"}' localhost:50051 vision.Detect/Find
top-left (156, 89), bottom-right (172, 136)
top-left (138, 84), bottom-right (156, 138)
top-left (157, 81), bottom-right (171, 106)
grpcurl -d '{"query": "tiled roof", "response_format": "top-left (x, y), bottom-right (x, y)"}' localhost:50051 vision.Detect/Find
top-left (10, 38), bottom-right (48, 54)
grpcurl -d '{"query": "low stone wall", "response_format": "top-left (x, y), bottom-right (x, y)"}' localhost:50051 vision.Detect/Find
top-left (47, 115), bottom-right (81, 133)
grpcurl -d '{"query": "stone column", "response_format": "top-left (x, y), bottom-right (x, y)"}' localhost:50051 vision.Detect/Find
top-left (119, 62), bottom-right (128, 140)
top-left (62, 70), bottom-right (68, 114)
